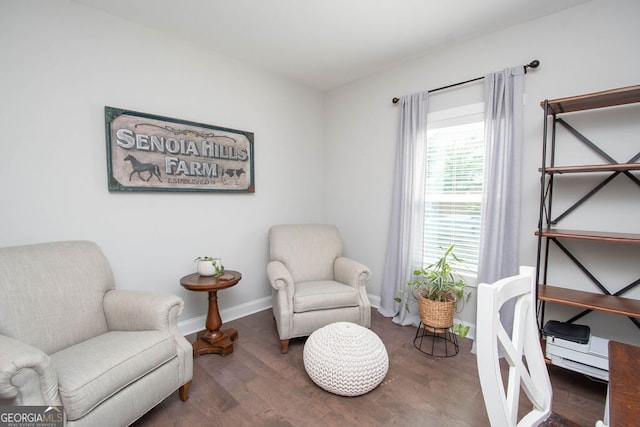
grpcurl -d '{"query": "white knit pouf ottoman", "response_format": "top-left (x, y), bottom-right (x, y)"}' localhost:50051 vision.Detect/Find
top-left (303, 322), bottom-right (389, 396)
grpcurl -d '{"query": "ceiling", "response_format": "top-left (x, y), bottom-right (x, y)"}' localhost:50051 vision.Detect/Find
top-left (74, 0), bottom-right (590, 91)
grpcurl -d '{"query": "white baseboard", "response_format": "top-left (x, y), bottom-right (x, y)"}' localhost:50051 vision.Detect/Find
top-left (368, 293), bottom-right (381, 309)
top-left (178, 295), bottom-right (272, 336)
top-left (178, 293), bottom-right (417, 337)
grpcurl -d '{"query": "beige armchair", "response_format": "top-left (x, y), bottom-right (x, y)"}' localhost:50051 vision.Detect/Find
top-left (0, 241), bottom-right (193, 427)
top-left (267, 224), bottom-right (371, 353)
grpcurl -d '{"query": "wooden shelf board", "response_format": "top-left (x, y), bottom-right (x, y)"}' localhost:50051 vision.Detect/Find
top-left (541, 85), bottom-right (640, 114)
top-left (538, 285), bottom-right (640, 318)
top-left (536, 228), bottom-right (640, 244)
top-left (540, 163), bottom-right (640, 174)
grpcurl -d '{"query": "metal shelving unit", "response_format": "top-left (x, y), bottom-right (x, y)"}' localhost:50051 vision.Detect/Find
top-left (536, 85), bottom-right (640, 330)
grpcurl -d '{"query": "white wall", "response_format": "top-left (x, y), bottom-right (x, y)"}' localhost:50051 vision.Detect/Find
top-left (325, 0), bottom-right (640, 344)
top-left (2, 0), bottom-right (640, 344)
top-left (0, 1), bottom-right (326, 325)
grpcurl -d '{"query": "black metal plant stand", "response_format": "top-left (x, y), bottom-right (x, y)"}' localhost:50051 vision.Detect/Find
top-left (413, 321), bottom-right (459, 357)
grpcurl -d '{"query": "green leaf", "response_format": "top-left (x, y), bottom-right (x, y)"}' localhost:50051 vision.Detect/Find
top-left (453, 323), bottom-right (470, 339)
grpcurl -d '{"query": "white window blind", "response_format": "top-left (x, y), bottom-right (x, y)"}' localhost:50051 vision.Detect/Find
top-left (423, 103), bottom-right (484, 271)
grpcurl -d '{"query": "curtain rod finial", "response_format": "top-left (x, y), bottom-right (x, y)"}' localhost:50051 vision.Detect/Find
top-left (527, 59), bottom-right (540, 69)
top-left (392, 97), bottom-right (400, 104)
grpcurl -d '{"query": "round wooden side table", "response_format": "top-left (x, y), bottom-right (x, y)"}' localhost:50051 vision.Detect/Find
top-left (180, 270), bottom-right (242, 357)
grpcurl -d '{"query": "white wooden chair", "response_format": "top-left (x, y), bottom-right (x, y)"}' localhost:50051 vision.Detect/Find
top-left (476, 266), bottom-right (553, 427)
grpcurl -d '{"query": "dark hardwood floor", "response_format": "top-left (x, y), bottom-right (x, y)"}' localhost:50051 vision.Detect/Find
top-left (133, 309), bottom-right (607, 426)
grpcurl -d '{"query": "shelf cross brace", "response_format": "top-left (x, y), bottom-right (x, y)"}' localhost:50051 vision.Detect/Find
top-left (549, 120), bottom-right (640, 224)
top-left (557, 118), bottom-right (640, 186)
top-left (551, 238), bottom-right (640, 329)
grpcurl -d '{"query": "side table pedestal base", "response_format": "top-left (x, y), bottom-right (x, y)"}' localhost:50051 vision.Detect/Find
top-left (193, 328), bottom-right (238, 357)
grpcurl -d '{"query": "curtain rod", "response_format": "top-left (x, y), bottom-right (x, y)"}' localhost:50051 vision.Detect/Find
top-left (391, 59), bottom-right (540, 104)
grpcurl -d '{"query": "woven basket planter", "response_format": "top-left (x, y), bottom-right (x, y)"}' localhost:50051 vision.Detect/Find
top-left (418, 294), bottom-right (456, 332)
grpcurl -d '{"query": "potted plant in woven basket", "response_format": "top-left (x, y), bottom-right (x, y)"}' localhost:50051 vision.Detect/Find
top-left (395, 244), bottom-right (470, 338)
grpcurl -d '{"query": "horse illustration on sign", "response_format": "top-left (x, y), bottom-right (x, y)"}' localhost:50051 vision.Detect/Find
top-left (124, 154), bottom-right (162, 182)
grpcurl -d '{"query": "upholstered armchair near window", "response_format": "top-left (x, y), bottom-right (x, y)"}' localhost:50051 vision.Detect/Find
top-left (0, 241), bottom-right (193, 427)
top-left (267, 224), bottom-right (371, 354)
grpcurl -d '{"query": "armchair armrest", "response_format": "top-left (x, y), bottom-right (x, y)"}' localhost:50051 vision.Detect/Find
top-left (103, 289), bottom-right (184, 333)
top-left (334, 257), bottom-right (370, 288)
top-left (267, 260), bottom-right (294, 292)
top-left (267, 260), bottom-right (295, 345)
top-left (0, 334), bottom-right (61, 405)
top-left (103, 290), bottom-right (193, 393)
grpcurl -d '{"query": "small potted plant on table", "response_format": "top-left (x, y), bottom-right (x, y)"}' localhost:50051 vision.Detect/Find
top-left (194, 256), bottom-right (224, 277)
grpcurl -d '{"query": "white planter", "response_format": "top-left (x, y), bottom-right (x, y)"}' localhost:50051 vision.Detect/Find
top-left (196, 258), bottom-right (223, 276)
top-left (197, 260), bottom-right (215, 276)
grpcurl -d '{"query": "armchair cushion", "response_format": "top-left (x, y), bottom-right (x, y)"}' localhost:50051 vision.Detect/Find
top-left (50, 330), bottom-right (176, 421)
top-left (0, 241), bottom-right (112, 355)
top-left (269, 224), bottom-right (343, 283)
top-left (293, 281), bottom-right (360, 313)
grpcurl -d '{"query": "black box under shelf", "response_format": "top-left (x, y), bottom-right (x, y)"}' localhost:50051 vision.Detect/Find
top-left (543, 320), bottom-right (591, 344)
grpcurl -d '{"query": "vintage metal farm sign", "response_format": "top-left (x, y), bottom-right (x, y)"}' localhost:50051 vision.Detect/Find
top-left (105, 107), bottom-right (254, 192)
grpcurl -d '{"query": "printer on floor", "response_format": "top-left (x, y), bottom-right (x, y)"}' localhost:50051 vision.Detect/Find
top-left (543, 320), bottom-right (609, 381)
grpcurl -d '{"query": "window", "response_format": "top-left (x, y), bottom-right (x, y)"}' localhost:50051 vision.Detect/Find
top-left (423, 103), bottom-right (484, 272)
